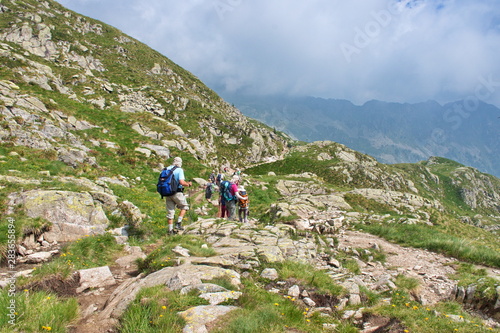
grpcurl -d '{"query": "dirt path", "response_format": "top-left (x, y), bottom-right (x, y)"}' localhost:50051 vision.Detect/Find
top-left (69, 263), bottom-right (139, 333)
top-left (338, 230), bottom-right (500, 305)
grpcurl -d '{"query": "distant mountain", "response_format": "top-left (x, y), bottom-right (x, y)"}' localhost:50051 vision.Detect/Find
top-left (222, 94), bottom-right (500, 177)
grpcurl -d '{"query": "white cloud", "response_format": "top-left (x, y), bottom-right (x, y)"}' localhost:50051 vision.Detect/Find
top-left (56, 0), bottom-right (500, 107)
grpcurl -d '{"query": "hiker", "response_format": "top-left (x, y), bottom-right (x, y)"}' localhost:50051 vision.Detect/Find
top-left (236, 185), bottom-right (249, 223)
top-left (216, 172), bottom-right (224, 187)
top-left (217, 178), bottom-right (229, 218)
top-left (204, 178), bottom-right (214, 201)
top-left (233, 168), bottom-right (241, 177)
top-left (225, 175), bottom-right (240, 220)
top-left (164, 157), bottom-right (192, 234)
top-left (218, 184), bottom-right (227, 218)
top-left (209, 170), bottom-right (216, 183)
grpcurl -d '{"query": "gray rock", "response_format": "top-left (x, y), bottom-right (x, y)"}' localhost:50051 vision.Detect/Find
top-left (260, 268), bottom-right (279, 280)
top-left (199, 291), bottom-right (242, 305)
top-left (328, 258), bottom-right (341, 268)
top-left (180, 283), bottom-right (228, 295)
top-left (26, 251), bottom-right (52, 263)
top-left (287, 285), bottom-right (301, 298)
top-left (349, 293), bottom-right (362, 305)
top-left (447, 314), bottom-right (464, 322)
top-left (77, 266), bottom-right (116, 293)
top-left (119, 200), bottom-right (144, 226)
top-left (178, 305), bottom-right (238, 333)
top-left (167, 271), bottom-right (203, 291)
top-left (172, 245), bottom-right (190, 257)
top-left (303, 297), bottom-right (317, 307)
top-left (12, 190), bottom-right (109, 242)
top-left (256, 246), bottom-right (284, 263)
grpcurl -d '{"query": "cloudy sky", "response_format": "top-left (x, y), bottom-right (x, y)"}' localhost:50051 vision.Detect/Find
top-left (55, 0), bottom-right (500, 107)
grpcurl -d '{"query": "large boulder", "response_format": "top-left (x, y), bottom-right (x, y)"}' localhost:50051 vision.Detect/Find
top-left (10, 190), bottom-right (109, 242)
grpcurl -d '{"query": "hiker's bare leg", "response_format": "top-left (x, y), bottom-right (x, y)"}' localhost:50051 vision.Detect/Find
top-left (175, 209), bottom-right (187, 230)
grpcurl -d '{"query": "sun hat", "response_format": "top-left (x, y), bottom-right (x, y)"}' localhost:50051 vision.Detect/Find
top-left (173, 157), bottom-right (182, 167)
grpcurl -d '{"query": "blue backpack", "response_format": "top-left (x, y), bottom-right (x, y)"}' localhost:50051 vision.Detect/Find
top-left (157, 166), bottom-right (178, 198)
top-left (220, 180), bottom-right (235, 201)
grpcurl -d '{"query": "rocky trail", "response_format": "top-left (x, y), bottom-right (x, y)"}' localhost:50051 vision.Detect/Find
top-left (4, 214), bottom-right (499, 333)
top-left (338, 231), bottom-right (500, 305)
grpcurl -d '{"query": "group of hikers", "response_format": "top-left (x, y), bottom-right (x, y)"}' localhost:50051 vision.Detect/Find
top-left (159, 157), bottom-right (249, 235)
top-left (205, 168), bottom-right (249, 223)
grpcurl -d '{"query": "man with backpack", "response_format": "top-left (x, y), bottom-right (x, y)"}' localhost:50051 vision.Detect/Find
top-left (162, 157), bottom-right (192, 234)
top-left (204, 178), bottom-right (214, 201)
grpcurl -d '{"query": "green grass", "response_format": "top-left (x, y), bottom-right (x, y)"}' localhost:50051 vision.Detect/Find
top-left (17, 234), bottom-right (123, 286)
top-left (0, 290), bottom-right (78, 333)
top-left (120, 260), bottom-right (353, 333)
top-left (211, 279), bottom-right (332, 333)
top-left (449, 262), bottom-right (499, 301)
top-left (367, 289), bottom-right (498, 333)
top-left (344, 193), bottom-right (396, 215)
top-left (119, 285), bottom-right (200, 333)
top-left (270, 261), bottom-right (345, 296)
top-left (394, 274), bottom-right (420, 291)
top-left (355, 246), bottom-right (387, 263)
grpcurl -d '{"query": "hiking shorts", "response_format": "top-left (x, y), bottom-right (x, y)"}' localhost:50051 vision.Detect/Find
top-left (165, 192), bottom-right (189, 219)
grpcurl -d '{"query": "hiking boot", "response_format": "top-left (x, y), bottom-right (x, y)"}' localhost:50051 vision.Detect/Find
top-left (175, 223), bottom-right (184, 231)
top-left (168, 229), bottom-right (177, 235)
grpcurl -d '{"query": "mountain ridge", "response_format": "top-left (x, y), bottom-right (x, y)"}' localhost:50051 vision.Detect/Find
top-left (222, 93), bottom-right (500, 177)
